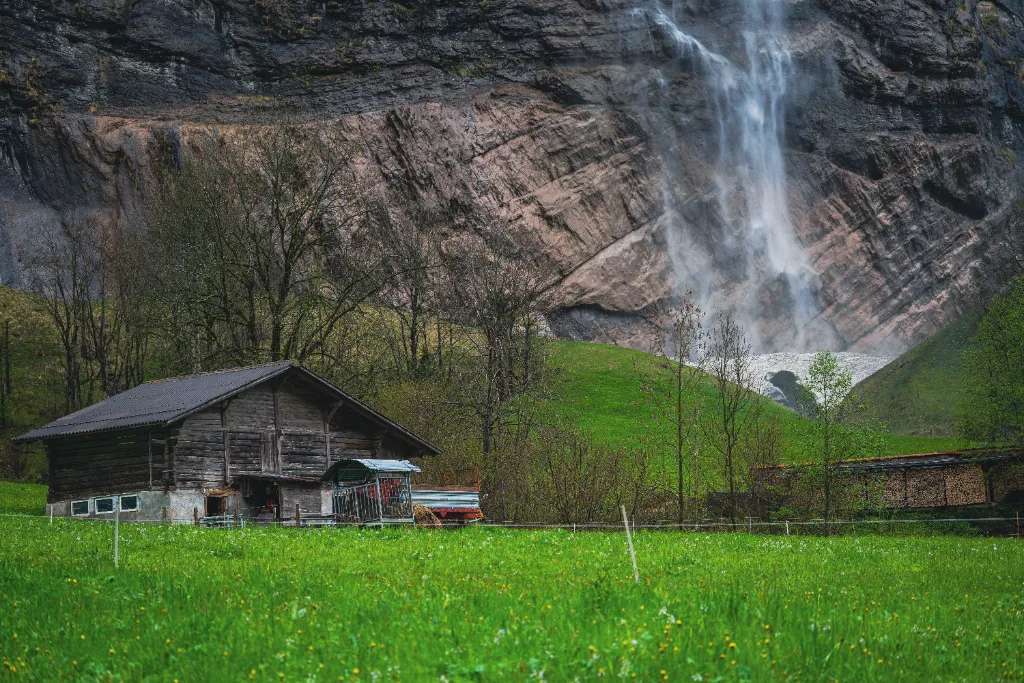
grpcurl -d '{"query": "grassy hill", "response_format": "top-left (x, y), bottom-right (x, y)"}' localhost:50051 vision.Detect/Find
top-left (544, 342), bottom-right (961, 471)
top-left (846, 311), bottom-right (980, 437)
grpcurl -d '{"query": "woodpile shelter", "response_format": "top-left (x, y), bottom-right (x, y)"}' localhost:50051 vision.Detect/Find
top-left (754, 448), bottom-right (1024, 512)
top-left (15, 361), bottom-right (439, 523)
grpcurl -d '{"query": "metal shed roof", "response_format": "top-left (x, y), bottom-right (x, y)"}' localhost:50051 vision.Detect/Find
top-left (324, 459), bottom-right (422, 478)
top-left (352, 459), bottom-right (422, 473)
top-left (15, 362), bottom-right (440, 455)
top-left (412, 488), bottom-right (481, 510)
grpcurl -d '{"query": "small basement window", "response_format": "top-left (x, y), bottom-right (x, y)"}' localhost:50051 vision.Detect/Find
top-left (94, 497), bottom-right (115, 514)
top-left (71, 500), bottom-right (90, 516)
top-left (119, 495), bottom-right (139, 512)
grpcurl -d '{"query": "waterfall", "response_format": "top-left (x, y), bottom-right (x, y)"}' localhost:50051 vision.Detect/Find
top-left (639, 1), bottom-right (834, 351)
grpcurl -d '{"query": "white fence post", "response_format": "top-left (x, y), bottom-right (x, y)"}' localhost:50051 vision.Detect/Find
top-left (785, 520), bottom-right (790, 536)
top-left (113, 500), bottom-right (120, 569)
top-left (621, 505), bottom-right (639, 584)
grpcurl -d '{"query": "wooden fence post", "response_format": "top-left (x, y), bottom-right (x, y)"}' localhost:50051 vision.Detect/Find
top-left (193, 506), bottom-right (199, 526)
top-left (295, 503), bottom-right (300, 527)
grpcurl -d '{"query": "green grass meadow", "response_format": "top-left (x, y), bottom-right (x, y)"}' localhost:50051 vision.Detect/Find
top-left (1, 513), bottom-right (1023, 682)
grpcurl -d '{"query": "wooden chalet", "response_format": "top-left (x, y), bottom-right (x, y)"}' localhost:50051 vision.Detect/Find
top-left (15, 361), bottom-right (439, 524)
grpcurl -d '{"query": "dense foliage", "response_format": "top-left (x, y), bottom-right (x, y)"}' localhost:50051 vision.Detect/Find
top-left (1, 511), bottom-right (1022, 681)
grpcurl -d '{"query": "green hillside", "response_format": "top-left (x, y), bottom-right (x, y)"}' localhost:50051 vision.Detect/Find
top-left (545, 342), bottom-right (961, 471)
top-left (846, 311), bottom-right (980, 437)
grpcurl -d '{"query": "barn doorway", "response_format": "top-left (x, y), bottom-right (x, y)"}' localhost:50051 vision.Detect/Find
top-left (244, 481), bottom-right (282, 521)
top-left (205, 495), bottom-right (227, 516)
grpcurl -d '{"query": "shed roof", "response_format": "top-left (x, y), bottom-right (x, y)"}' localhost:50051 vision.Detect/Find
top-left (15, 361), bottom-right (440, 454)
top-left (757, 447), bottom-right (1024, 473)
top-left (323, 459), bottom-right (422, 480)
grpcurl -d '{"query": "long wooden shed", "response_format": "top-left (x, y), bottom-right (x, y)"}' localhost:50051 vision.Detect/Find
top-left (15, 361), bottom-right (439, 522)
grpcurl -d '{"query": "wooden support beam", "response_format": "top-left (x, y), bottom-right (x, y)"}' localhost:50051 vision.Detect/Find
top-left (220, 402), bottom-right (232, 484)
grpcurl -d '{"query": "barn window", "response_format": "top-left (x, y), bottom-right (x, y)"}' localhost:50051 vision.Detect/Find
top-left (71, 500), bottom-right (89, 516)
top-left (94, 497), bottom-right (115, 514)
top-left (119, 495), bottom-right (139, 512)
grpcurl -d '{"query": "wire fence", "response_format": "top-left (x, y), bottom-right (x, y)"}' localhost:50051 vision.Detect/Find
top-left (1, 510), bottom-right (1022, 536)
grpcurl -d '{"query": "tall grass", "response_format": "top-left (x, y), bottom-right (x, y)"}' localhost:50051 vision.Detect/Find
top-left (1, 515), bottom-right (1021, 680)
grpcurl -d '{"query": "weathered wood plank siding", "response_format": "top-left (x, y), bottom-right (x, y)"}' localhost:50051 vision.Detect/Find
top-left (280, 484), bottom-right (324, 514)
top-left (168, 375), bottom-right (412, 488)
top-left (173, 408), bottom-right (226, 488)
top-left (47, 429), bottom-right (168, 502)
top-left (277, 382), bottom-right (324, 432)
top-left (225, 385), bottom-right (276, 427)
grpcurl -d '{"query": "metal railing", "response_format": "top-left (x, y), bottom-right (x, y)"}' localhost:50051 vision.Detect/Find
top-left (332, 478), bottom-right (414, 524)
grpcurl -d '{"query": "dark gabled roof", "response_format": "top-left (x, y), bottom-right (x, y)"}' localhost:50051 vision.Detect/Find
top-left (15, 361), bottom-right (293, 442)
top-left (15, 362), bottom-right (440, 455)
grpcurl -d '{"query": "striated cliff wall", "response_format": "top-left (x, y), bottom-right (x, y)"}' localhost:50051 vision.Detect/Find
top-left (1, 0), bottom-right (1022, 352)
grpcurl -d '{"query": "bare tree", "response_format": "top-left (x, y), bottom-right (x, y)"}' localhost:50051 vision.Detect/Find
top-left (366, 197), bottom-right (455, 380)
top-left (146, 126), bottom-right (389, 370)
top-left (27, 214), bottom-right (148, 410)
top-left (439, 230), bottom-right (549, 458)
top-left (665, 297), bottom-right (705, 524)
top-left (701, 312), bottom-right (757, 526)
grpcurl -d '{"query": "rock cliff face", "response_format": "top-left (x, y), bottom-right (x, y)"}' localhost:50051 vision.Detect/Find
top-left (1, 0), bottom-right (1022, 352)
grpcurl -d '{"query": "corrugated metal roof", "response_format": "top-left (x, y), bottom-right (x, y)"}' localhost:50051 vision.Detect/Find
top-left (351, 459), bottom-right (422, 473)
top-left (16, 361), bottom-right (294, 441)
top-left (412, 488), bottom-right (481, 510)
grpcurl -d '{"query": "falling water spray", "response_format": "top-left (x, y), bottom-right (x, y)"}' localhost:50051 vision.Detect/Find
top-left (638, 1), bottom-right (836, 351)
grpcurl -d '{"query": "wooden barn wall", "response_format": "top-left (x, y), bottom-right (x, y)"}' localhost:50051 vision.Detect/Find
top-left (280, 484), bottom-right (323, 515)
top-left (170, 375), bottom-right (403, 487)
top-left (224, 385), bottom-right (276, 427)
top-left (173, 408), bottom-right (227, 488)
top-left (47, 429), bottom-right (168, 502)
top-left (277, 381), bottom-right (325, 432)
top-left (380, 433), bottom-right (415, 460)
